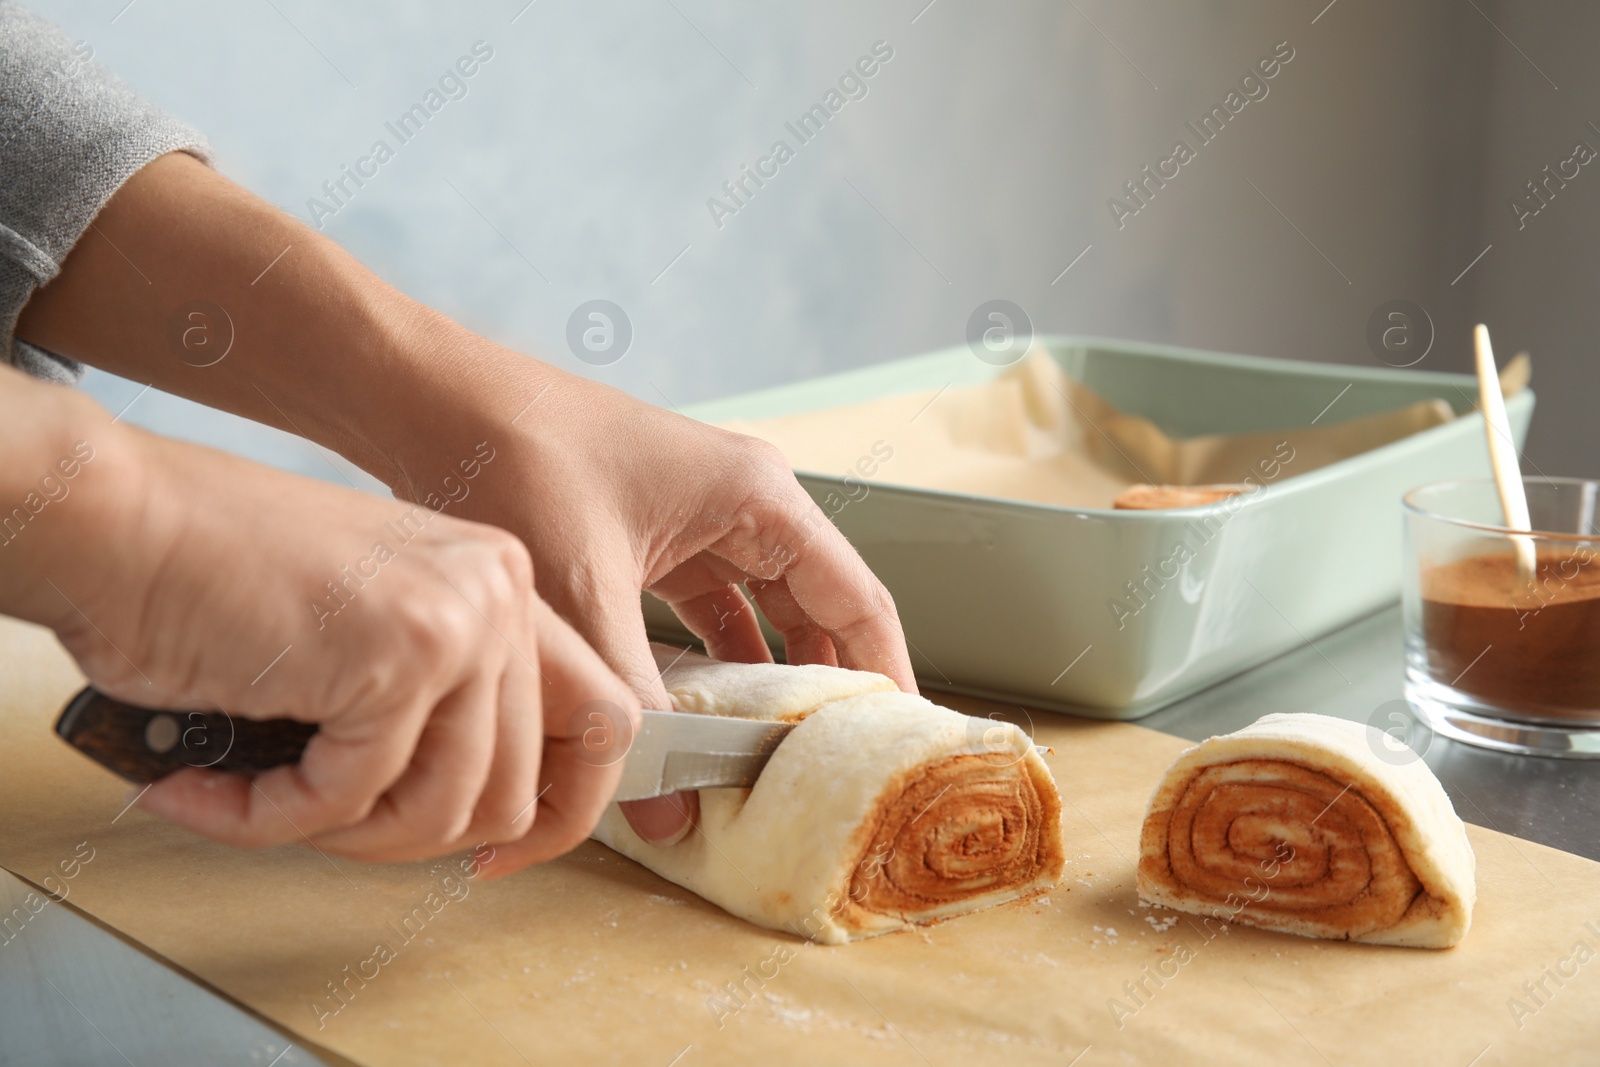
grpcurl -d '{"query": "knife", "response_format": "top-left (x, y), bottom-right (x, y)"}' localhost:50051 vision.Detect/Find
top-left (54, 686), bottom-right (794, 798)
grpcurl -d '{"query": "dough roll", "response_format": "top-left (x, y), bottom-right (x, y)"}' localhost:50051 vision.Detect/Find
top-left (1137, 713), bottom-right (1476, 948)
top-left (592, 648), bottom-right (1066, 943)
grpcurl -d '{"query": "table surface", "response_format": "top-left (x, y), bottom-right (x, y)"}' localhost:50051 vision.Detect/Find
top-left (3, 605), bottom-right (1594, 1066)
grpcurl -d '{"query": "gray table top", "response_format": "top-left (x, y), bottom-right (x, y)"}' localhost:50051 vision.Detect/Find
top-left (3, 605), bottom-right (1594, 1065)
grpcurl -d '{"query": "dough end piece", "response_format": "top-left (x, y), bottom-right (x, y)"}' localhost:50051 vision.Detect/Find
top-left (594, 687), bottom-right (1066, 944)
top-left (649, 642), bottom-right (897, 722)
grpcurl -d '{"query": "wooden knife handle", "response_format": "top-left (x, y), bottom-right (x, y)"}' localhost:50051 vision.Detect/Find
top-left (54, 686), bottom-right (317, 785)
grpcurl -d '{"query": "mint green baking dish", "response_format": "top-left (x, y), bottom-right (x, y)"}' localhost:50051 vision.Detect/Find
top-left (642, 336), bottom-right (1535, 719)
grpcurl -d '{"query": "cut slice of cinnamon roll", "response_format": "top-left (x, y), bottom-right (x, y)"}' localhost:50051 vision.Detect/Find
top-left (1137, 713), bottom-right (1475, 948)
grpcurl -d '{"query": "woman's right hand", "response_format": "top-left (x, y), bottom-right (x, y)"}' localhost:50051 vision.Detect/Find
top-left (1, 372), bottom-right (636, 875)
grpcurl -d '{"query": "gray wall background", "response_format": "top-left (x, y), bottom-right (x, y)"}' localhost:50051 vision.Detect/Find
top-left (31, 0), bottom-right (1597, 480)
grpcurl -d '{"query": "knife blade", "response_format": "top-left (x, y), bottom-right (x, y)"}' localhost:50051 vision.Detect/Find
top-left (54, 686), bottom-right (794, 797)
top-left (610, 710), bottom-right (793, 801)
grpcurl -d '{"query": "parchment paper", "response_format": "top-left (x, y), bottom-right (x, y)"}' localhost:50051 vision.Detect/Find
top-left (2, 615), bottom-right (1596, 1066)
top-left (719, 352), bottom-right (1469, 507)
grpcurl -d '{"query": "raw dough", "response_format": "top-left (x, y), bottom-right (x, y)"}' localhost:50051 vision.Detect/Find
top-left (649, 644), bottom-right (897, 722)
top-left (1137, 713), bottom-right (1476, 948)
top-left (594, 653), bottom-right (1066, 943)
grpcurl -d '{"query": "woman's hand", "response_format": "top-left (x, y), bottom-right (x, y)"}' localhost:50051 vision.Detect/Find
top-left (382, 336), bottom-right (917, 699)
top-left (375, 340), bottom-right (921, 839)
top-left (0, 369), bottom-right (636, 876)
top-left (17, 151), bottom-right (918, 843)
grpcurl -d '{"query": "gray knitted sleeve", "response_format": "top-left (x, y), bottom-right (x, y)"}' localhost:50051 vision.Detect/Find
top-left (0, 2), bottom-right (209, 383)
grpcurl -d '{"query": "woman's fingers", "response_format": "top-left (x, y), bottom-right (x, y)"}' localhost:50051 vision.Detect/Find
top-left (289, 530), bottom-right (536, 859)
top-left (542, 556), bottom-right (675, 713)
top-left (649, 552), bottom-right (773, 665)
top-left (139, 521), bottom-right (545, 863)
top-left (772, 524), bottom-right (912, 688)
top-left (138, 687), bottom-right (434, 849)
top-left (308, 669), bottom-right (502, 862)
top-left (457, 642), bottom-right (545, 844)
top-left (311, 616), bottom-right (550, 861)
top-left (475, 763), bottom-right (699, 876)
top-left (615, 792), bottom-right (698, 850)
top-left (539, 559), bottom-right (704, 846)
top-left (476, 601), bottom-right (655, 876)
top-left (709, 478), bottom-right (916, 692)
top-left (742, 573), bottom-right (840, 668)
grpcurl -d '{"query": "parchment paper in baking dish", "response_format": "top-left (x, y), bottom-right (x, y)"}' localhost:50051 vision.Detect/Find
top-left (719, 350), bottom-right (1501, 508)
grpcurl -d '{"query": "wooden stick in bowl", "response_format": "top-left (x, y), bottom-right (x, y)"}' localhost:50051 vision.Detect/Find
top-left (1473, 324), bottom-right (1537, 587)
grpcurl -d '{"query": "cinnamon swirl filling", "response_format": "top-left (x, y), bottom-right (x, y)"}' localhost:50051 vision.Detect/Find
top-left (1149, 759), bottom-right (1424, 938)
top-left (838, 753), bottom-right (1064, 929)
